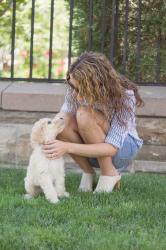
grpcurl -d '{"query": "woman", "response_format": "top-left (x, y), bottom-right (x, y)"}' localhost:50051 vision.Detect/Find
top-left (43, 51), bottom-right (143, 193)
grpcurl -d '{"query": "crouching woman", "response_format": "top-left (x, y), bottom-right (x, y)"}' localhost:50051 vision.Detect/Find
top-left (43, 52), bottom-right (143, 193)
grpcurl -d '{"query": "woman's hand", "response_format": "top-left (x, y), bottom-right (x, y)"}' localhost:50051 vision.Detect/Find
top-left (43, 140), bottom-right (69, 160)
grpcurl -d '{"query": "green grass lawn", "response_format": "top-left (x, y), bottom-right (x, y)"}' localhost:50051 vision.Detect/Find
top-left (0, 168), bottom-right (166, 250)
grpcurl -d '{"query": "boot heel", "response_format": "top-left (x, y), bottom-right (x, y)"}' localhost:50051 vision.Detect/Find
top-left (115, 180), bottom-right (121, 190)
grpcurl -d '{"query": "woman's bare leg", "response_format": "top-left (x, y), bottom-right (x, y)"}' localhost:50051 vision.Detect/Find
top-left (56, 112), bottom-right (95, 174)
top-left (76, 107), bottom-right (119, 176)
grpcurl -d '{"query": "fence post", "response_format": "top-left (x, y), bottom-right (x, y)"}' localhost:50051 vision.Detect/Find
top-left (110, 0), bottom-right (119, 64)
top-left (11, 0), bottom-right (16, 79)
top-left (122, 0), bottom-right (129, 74)
top-left (135, 0), bottom-right (141, 82)
top-left (29, 0), bottom-right (35, 80)
top-left (88, 0), bottom-right (93, 51)
top-left (48, 0), bottom-right (54, 80)
top-left (68, 0), bottom-right (74, 68)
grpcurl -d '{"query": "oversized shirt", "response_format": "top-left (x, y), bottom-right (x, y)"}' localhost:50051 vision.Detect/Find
top-left (60, 88), bottom-right (143, 149)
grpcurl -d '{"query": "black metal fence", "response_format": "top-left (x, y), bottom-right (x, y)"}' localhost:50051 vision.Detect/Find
top-left (0, 0), bottom-right (165, 85)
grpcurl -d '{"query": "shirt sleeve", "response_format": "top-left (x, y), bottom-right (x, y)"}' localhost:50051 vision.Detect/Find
top-left (104, 92), bottom-right (136, 149)
top-left (60, 87), bottom-right (78, 114)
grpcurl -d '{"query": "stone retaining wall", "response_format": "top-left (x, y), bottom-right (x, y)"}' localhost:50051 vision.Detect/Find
top-left (0, 83), bottom-right (166, 173)
top-left (0, 110), bottom-right (166, 173)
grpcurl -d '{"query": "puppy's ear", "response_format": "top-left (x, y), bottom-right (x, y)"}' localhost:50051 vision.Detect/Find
top-left (30, 120), bottom-right (45, 148)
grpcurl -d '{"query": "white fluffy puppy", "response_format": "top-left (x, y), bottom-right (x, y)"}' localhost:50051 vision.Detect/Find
top-left (24, 115), bottom-right (69, 204)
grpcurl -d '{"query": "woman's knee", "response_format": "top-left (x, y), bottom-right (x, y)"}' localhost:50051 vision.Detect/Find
top-left (76, 106), bottom-right (109, 133)
top-left (76, 106), bottom-right (93, 129)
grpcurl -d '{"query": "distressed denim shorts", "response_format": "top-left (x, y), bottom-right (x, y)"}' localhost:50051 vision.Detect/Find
top-left (88, 134), bottom-right (140, 172)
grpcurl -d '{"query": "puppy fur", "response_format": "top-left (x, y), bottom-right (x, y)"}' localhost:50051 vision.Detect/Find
top-left (24, 116), bottom-right (69, 204)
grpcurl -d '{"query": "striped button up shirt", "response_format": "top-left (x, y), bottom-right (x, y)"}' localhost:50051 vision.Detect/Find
top-left (60, 88), bottom-right (143, 149)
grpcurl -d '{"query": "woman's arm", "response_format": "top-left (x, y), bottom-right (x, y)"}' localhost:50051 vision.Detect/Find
top-left (67, 142), bottom-right (118, 157)
top-left (43, 140), bottom-right (118, 159)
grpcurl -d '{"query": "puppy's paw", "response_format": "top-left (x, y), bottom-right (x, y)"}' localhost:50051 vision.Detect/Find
top-left (58, 192), bottom-right (70, 198)
top-left (49, 198), bottom-right (59, 204)
top-left (24, 194), bottom-right (34, 200)
top-left (64, 192), bottom-right (70, 198)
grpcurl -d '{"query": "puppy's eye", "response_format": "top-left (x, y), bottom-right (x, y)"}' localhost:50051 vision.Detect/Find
top-left (47, 121), bottom-right (52, 124)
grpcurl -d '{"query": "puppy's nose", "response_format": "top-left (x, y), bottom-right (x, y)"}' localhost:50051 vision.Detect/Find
top-left (59, 117), bottom-right (64, 120)
top-left (47, 120), bottom-right (52, 124)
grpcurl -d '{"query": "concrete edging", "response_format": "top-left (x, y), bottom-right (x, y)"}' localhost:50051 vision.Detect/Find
top-left (0, 82), bottom-right (166, 116)
top-left (1, 82), bottom-right (66, 112)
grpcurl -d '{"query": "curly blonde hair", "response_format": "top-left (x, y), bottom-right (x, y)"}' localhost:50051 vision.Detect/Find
top-left (65, 51), bottom-right (144, 126)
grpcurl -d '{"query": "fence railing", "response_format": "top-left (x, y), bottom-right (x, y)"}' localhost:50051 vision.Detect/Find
top-left (0, 0), bottom-right (165, 85)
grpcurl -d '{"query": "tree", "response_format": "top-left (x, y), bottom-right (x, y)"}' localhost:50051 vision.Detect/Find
top-left (65, 0), bottom-right (166, 83)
